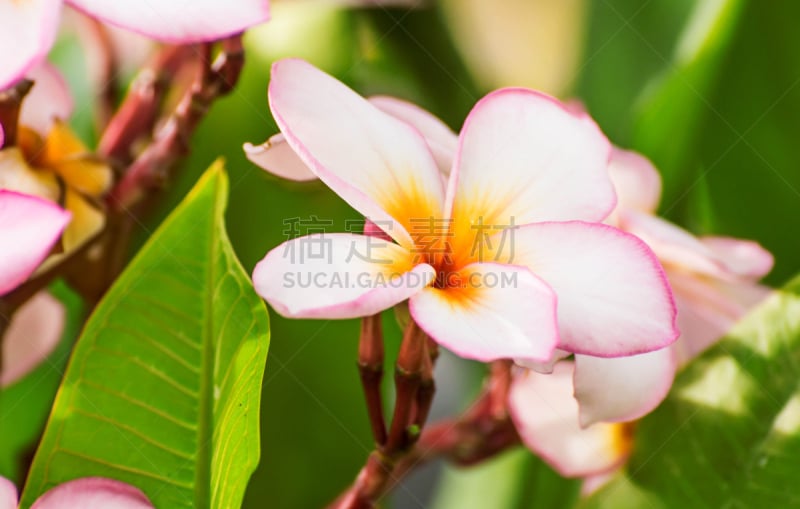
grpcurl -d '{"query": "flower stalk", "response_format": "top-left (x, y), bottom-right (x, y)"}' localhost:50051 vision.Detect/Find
top-left (358, 314), bottom-right (388, 446)
top-left (333, 320), bottom-right (437, 508)
top-left (331, 355), bottom-right (520, 508)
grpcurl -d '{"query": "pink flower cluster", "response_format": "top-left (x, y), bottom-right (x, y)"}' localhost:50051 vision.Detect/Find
top-left (246, 59), bottom-right (773, 481)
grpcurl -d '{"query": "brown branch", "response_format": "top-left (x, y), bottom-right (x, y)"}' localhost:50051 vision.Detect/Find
top-left (330, 358), bottom-right (520, 508)
top-left (84, 35), bottom-right (245, 299)
top-left (385, 321), bottom-right (428, 452)
top-left (412, 340), bottom-right (435, 431)
top-left (0, 80), bottom-right (33, 148)
top-left (98, 44), bottom-right (194, 164)
top-left (359, 314), bottom-right (388, 446)
top-left (107, 35), bottom-right (245, 211)
top-left (331, 321), bottom-right (436, 509)
top-left (0, 35), bottom-right (246, 313)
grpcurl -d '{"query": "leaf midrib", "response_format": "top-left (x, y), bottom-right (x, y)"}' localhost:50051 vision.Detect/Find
top-left (194, 175), bottom-right (224, 509)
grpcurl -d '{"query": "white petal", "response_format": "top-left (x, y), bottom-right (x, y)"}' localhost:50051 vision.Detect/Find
top-left (508, 362), bottom-right (631, 477)
top-left (607, 147), bottom-right (662, 214)
top-left (21, 63), bottom-right (74, 134)
top-left (246, 96), bottom-right (456, 183)
top-left (268, 59), bottom-right (445, 248)
top-left (447, 88), bottom-right (614, 233)
top-left (701, 236), bottom-right (774, 280)
top-left (506, 221), bottom-right (678, 356)
top-left (0, 477), bottom-right (16, 509)
top-left (65, 0), bottom-right (269, 43)
top-left (0, 0), bottom-right (61, 90)
top-left (244, 135), bottom-right (317, 182)
top-left (409, 263), bottom-right (558, 362)
top-left (369, 95), bottom-right (457, 176)
top-left (670, 271), bottom-right (772, 366)
top-left (0, 148), bottom-right (60, 201)
top-left (0, 191), bottom-right (70, 295)
top-left (620, 210), bottom-right (727, 278)
top-left (253, 233), bottom-right (434, 319)
top-left (574, 348), bottom-right (676, 427)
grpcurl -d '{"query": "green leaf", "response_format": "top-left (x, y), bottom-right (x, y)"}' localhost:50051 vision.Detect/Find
top-left (580, 276), bottom-right (800, 508)
top-left (631, 0), bottom-right (745, 203)
top-left (21, 162), bottom-right (271, 509)
top-left (430, 449), bottom-right (581, 509)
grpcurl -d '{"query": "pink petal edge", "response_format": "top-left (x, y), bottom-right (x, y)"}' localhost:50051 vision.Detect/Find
top-left (0, 477), bottom-right (17, 509)
top-left (30, 477), bottom-right (153, 508)
top-left (446, 87), bottom-right (615, 226)
top-left (64, 0), bottom-right (270, 43)
top-left (0, 0), bottom-right (62, 90)
top-left (0, 191), bottom-right (71, 295)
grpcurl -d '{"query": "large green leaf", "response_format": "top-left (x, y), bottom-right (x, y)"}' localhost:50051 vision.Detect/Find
top-left (580, 276), bottom-right (800, 508)
top-left (631, 0), bottom-right (745, 204)
top-left (20, 162), bottom-right (270, 508)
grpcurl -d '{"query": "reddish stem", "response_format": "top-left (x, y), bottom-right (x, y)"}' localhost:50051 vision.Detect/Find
top-left (98, 45), bottom-right (194, 164)
top-left (107, 36), bottom-right (244, 211)
top-left (359, 314), bottom-right (388, 446)
top-left (330, 355), bottom-right (521, 508)
top-left (331, 321), bottom-right (434, 509)
top-left (412, 341), bottom-right (435, 432)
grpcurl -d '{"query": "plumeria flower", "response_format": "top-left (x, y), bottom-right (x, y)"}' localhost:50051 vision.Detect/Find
top-left (0, 476), bottom-right (153, 508)
top-left (251, 58), bottom-right (677, 363)
top-left (507, 148), bottom-right (774, 481)
top-left (0, 0), bottom-right (271, 90)
top-left (1, 63), bottom-right (111, 262)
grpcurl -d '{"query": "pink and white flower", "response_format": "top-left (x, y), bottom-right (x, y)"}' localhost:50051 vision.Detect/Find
top-left (0, 0), bottom-right (271, 90)
top-left (251, 58), bottom-right (677, 364)
top-left (0, 476), bottom-right (153, 508)
top-left (507, 148), bottom-right (774, 480)
top-left (0, 190), bottom-right (70, 296)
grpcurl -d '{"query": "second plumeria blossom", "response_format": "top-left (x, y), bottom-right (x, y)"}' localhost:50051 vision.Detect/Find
top-left (253, 59), bottom-right (678, 363)
top-left (507, 148), bottom-right (774, 480)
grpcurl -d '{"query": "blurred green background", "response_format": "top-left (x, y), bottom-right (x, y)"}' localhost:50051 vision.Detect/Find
top-left (5, 0), bottom-right (800, 507)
